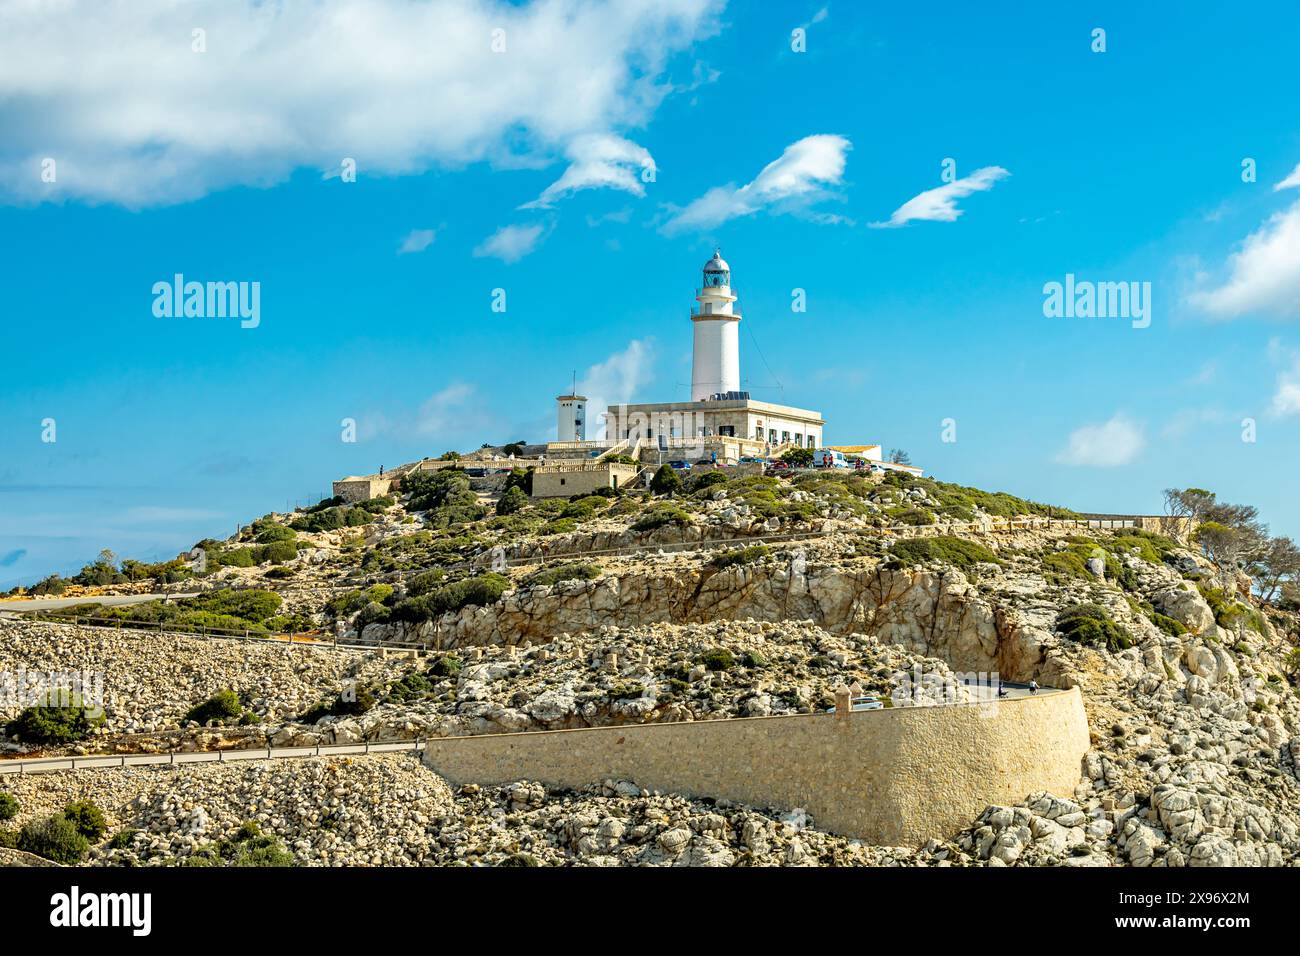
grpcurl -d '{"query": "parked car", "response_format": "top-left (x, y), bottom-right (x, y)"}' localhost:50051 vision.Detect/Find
top-left (667, 459), bottom-right (691, 471)
top-left (738, 456), bottom-right (765, 464)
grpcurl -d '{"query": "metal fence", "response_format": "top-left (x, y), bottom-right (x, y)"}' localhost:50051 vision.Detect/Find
top-left (0, 739), bottom-right (428, 776)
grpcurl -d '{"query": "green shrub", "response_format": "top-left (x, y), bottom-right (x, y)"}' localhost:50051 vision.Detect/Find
top-left (62, 800), bottom-right (107, 841)
top-left (6, 694), bottom-right (105, 744)
top-left (30, 574), bottom-right (67, 596)
top-left (887, 536), bottom-right (998, 571)
top-left (1199, 585), bottom-right (1266, 633)
top-left (389, 573), bottom-right (509, 623)
top-left (1149, 612), bottom-right (1188, 637)
top-left (526, 563), bottom-right (601, 587)
top-left (253, 522), bottom-right (297, 543)
top-left (184, 690), bottom-right (244, 725)
top-left (108, 828), bottom-right (139, 850)
top-left (430, 654), bottom-right (463, 678)
top-left (0, 792), bottom-right (18, 821)
top-left (259, 540), bottom-right (298, 564)
top-left (649, 464), bottom-right (682, 496)
top-left (1057, 603), bottom-right (1133, 652)
top-left (185, 820), bottom-right (295, 867)
top-left (632, 504), bottom-right (692, 532)
top-left (218, 547), bottom-right (258, 568)
top-left (386, 672), bottom-right (434, 703)
top-left (18, 815), bottom-right (90, 864)
top-left (691, 471), bottom-right (730, 493)
top-left (502, 468), bottom-right (534, 496)
top-left (710, 545), bottom-right (770, 569)
top-left (0, 827), bottom-right (18, 848)
top-left (496, 485), bottom-right (528, 516)
top-left (700, 647), bottom-right (735, 672)
top-left (781, 448), bottom-right (814, 467)
top-left (541, 517), bottom-right (577, 536)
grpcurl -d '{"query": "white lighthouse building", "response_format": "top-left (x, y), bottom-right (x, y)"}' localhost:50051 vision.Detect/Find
top-left (691, 250), bottom-right (742, 401)
top-left (555, 392), bottom-right (587, 442)
top-left (597, 250), bottom-right (826, 458)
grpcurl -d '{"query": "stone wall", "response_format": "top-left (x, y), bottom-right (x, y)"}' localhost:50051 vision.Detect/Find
top-left (423, 687), bottom-right (1090, 846)
top-left (532, 463), bottom-right (640, 498)
top-left (333, 477), bottom-right (393, 503)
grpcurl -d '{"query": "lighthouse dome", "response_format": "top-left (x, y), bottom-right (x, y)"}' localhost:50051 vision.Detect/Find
top-left (702, 249), bottom-right (730, 273)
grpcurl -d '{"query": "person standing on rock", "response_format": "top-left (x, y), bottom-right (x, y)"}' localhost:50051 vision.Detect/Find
top-left (1028, 680), bottom-right (1039, 694)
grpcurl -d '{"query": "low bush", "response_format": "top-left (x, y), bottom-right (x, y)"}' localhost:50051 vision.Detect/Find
top-left (526, 563), bottom-right (601, 587)
top-left (18, 815), bottom-right (90, 864)
top-left (388, 573), bottom-right (509, 623)
top-left (496, 485), bottom-right (528, 516)
top-left (0, 792), bottom-right (18, 821)
top-left (62, 800), bottom-right (107, 841)
top-left (887, 536), bottom-right (998, 571)
top-left (6, 694), bottom-right (105, 744)
top-left (632, 504), bottom-right (692, 532)
top-left (700, 647), bottom-right (735, 672)
top-left (710, 545), bottom-right (770, 569)
top-left (649, 464), bottom-right (682, 496)
top-left (184, 690), bottom-right (244, 725)
top-left (1057, 603), bottom-right (1133, 652)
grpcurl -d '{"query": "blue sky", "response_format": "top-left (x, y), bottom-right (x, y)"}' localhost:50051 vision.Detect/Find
top-left (3, 0), bottom-right (1300, 587)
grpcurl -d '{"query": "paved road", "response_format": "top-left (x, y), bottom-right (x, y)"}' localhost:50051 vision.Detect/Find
top-left (0, 592), bottom-right (197, 615)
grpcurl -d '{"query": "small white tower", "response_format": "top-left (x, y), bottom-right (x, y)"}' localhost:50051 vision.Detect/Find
top-left (691, 249), bottom-right (741, 401)
top-left (556, 392), bottom-right (587, 442)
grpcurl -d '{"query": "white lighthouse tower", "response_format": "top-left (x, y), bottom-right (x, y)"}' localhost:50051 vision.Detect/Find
top-left (556, 390), bottom-right (587, 442)
top-left (690, 249), bottom-right (742, 401)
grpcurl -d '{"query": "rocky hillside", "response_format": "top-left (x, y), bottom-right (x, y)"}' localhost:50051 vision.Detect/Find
top-left (3, 467), bottom-right (1298, 866)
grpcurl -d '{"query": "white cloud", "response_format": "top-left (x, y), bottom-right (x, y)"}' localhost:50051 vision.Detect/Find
top-left (521, 133), bottom-right (654, 209)
top-left (1160, 406), bottom-right (1229, 439)
top-left (581, 339), bottom-right (655, 438)
top-left (1269, 339), bottom-right (1300, 417)
top-left (0, 0), bottom-right (719, 206)
top-left (1188, 199), bottom-right (1300, 320)
top-left (474, 223), bottom-right (545, 263)
top-left (398, 228), bottom-right (436, 255)
top-left (663, 134), bottom-right (852, 233)
top-left (1054, 414), bottom-right (1145, 467)
top-left (362, 383), bottom-right (484, 441)
top-left (1274, 163), bottom-right (1300, 191)
top-left (870, 166), bottom-right (1009, 228)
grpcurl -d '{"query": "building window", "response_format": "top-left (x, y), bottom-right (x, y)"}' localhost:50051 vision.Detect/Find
top-left (768, 428), bottom-right (777, 444)
top-left (794, 433), bottom-right (802, 446)
top-left (781, 430), bottom-right (790, 444)
top-left (560, 478), bottom-right (566, 486)
top-left (807, 435), bottom-right (816, 449)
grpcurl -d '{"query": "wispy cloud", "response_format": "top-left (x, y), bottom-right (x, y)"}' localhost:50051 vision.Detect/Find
top-left (398, 228), bottom-right (436, 254)
top-left (362, 383), bottom-right (486, 442)
top-left (582, 339), bottom-right (656, 438)
top-left (1054, 413), bottom-right (1145, 467)
top-left (1269, 339), bottom-right (1300, 417)
top-left (474, 223), bottom-right (546, 263)
top-left (1188, 199), bottom-right (1300, 320)
top-left (662, 134), bottom-right (852, 234)
top-left (1274, 163), bottom-right (1300, 191)
top-left (521, 134), bottom-right (654, 209)
top-left (870, 165), bottom-right (1009, 228)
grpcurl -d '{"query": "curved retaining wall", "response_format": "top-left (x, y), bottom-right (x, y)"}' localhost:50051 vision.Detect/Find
top-left (423, 686), bottom-right (1090, 846)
